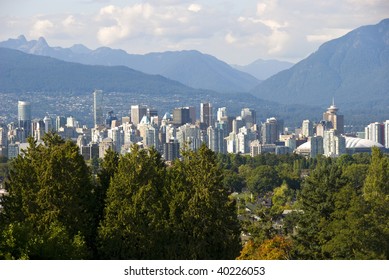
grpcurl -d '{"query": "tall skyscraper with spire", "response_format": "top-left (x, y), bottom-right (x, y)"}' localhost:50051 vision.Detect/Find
top-left (323, 99), bottom-right (344, 134)
top-left (93, 90), bottom-right (104, 127)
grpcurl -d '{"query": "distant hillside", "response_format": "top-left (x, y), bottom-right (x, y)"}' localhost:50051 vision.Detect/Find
top-left (0, 47), bottom-right (195, 94)
top-left (251, 19), bottom-right (389, 108)
top-left (0, 47), bottom-right (328, 128)
top-left (233, 59), bottom-right (294, 80)
top-left (0, 36), bottom-right (259, 93)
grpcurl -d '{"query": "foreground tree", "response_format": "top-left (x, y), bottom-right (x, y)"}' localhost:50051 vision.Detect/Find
top-left (97, 145), bottom-right (169, 259)
top-left (168, 144), bottom-right (241, 259)
top-left (292, 150), bottom-right (389, 259)
top-left (95, 149), bottom-right (119, 226)
top-left (0, 134), bottom-right (95, 259)
top-left (362, 148), bottom-right (389, 258)
top-left (293, 158), bottom-right (345, 259)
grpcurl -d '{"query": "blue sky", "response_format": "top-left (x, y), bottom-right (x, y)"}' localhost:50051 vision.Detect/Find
top-left (1, 0), bottom-right (388, 64)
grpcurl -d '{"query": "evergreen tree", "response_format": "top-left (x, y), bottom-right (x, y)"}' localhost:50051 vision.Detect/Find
top-left (96, 149), bottom-right (119, 224)
top-left (168, 144), bottom-right (241, 259)
top-left (97, 145), bottom-right (169, 259)
top-left (0, 133), bottom-right (95, 259)
top-left (362, 147), bottom-right (389, 258)
top-left (293, 158), bottom-right (345, 259)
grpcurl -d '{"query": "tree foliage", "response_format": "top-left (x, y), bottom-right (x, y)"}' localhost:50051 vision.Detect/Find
top-left (97, 145), bottom-right (168, 259)
top-left (291, 149), bottom-right (389, 259)
top-left (1, 135), bottom-right (388, 260)
top-left (0, 133), bottom-right (96, 259)
top-left (97, 144), bottom-right (241, 259)
top-left (168, 144), bottom-right (241, 259)
top-left (237, 236), bottom-right (293, 260)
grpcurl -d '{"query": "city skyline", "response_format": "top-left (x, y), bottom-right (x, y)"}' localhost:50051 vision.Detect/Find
top-left (1, 1), bottom-right (388, 64)
top-left (2, 96), bottom-right (388, 162)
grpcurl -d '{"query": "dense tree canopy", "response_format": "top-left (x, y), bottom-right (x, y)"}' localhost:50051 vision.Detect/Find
top-left (0, 136), bottom-right (388, 260)
top-left (0, 134), bottom-right (96, 259)
top-left (98, 144), bottom-right (241, 259)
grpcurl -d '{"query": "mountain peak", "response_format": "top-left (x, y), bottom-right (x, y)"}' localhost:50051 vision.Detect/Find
top-left (37, 37), bottom-right (48, 46)
top-left (17, 35), bottom-right (27, 43)
top-left (233, 59), bottom-right (294, 80)
top-left (70, 44), bottom-right (91, 54)
top-left (0, 35), bottom-right (259, 92)
top-left (251, 18), bottom-right (389, 107)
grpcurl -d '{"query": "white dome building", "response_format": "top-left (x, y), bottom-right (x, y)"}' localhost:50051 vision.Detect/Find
top-left (296, 136), bottom-right (384, 157)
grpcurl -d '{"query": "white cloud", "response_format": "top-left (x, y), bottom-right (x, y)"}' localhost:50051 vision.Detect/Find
top-left (97, 4), bottom-right (154, 44)
top-left (225, 32), bottom-right (237, 44)
top-left (267, 29), bottom-right (289, 54)
top-left (95, 2), bottom-right (218, 46)
top-left (256, 3), bottom-right (267, 16)
top-left (30, 19), bottom-right (54, 38)
top-left (2, 0), bottom-right (388, 64)
top-left (306, 28), bottom-right (351, 43)
top-left (62, 15), bottom-right (76, 27)
top-left (99, 5), bottom-right (118, 15)
top-left (259, 19), bottom-right (288, 30)
top-left (188, 4), bottom-right (202, 13)
top-left (256, 0), bottom-right (278, 16)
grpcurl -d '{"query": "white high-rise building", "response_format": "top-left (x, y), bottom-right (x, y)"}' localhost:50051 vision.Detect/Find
top-left (241, 108), bottom-right (256, 128)
top-left (43, 116), bottom-right (52, 134)
top-left (177, 124), bottom-right (202, 151)
top-left (384, 120), bottom-right (389, 149)
top-left (226, 132), bottom-right (237, 154)
top-left (207, 125), bottom-right (226, 154)
top-left (232, 117), bottom-right (244, 134)
top-left (323, 129), bottom-right (346, 157)
top-left (130, 105), bottom-right (148, 125)
top-left (261, 117), bottom-right (280, 144)
top-left (365, 122), bottom-right (384, 146)
top-left (138, 117), bottom-right (159, 149)
top-left (18, 101), bottom-right (31, 138)
top-left (302, 120), bottom-right (313, 138)
top-left (108, 126), bottom-right (125, 153)
top-left (93, 90), bottom-right (104, 127)
top-left (217, 107), bottom-right (227, 122)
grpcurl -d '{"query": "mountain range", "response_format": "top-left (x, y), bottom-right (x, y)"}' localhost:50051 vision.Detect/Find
top-left (1, 18), bottom-right (389, 127)
top-left (0, 47), bottom-right (321, 127)
top-left (251, 18), bottom-right (389, 110)
top-left (233, 59), bottom-right (294, 80)
top-left (0, 36), bottom-right (261, 93)
top-left (0, 47), bottom-right (198, 95)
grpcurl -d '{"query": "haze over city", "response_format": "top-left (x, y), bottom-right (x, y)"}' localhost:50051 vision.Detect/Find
top-left (2, 0), bottom-right (389, 64)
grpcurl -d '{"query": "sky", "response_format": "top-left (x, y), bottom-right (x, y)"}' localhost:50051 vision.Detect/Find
top-left (1, 0), bottom-right (388, 65)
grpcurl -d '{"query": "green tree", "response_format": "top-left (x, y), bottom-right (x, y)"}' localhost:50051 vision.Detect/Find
top-left (0, 133), bottom-right (95, 259)
top-left (321, 185), bottom-right (384, 259)
top-left (272, 183), bottom-right (295, 213)
top-left (362, 148), bottom-right (389, 258)
top-left (293, 158), bottom-right (345, 259)
top-left (96, 149), bottom-right (119, 222)
top-left (168, 144), bottom-right (241, 259)
top-left (97, 145), bottom-right (169, 259)
top-left (246, 165), bottom-right (281, 195)
top-left (223, 170), bottom-right (246, 193)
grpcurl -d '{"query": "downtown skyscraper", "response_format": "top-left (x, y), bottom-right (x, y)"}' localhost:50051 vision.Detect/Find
top-left (93, 90), bottom-right (104, 127)
top-left (18, 100), bottom-right (31, 138)
top-left (200, 102), bottom-right (212, 128)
